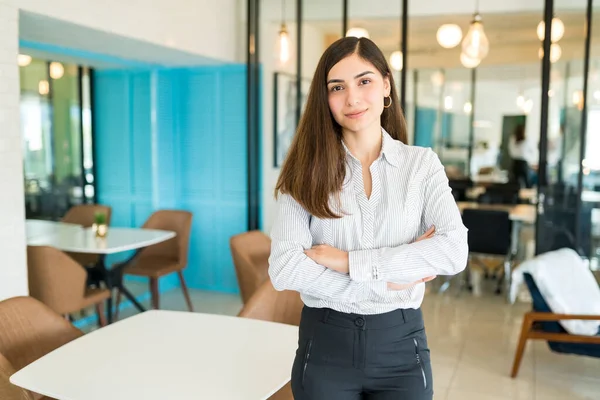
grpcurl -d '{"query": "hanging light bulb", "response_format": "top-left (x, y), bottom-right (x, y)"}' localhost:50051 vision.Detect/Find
top-left (389, 51), bottom-right (403, 71)
top-left (38, 80), bottom-right (50, 95)
top-left (49, 62), bottom-right (64, 80)
top-left (463, 102), bottom-right (472, 114)
top-left (523, 99), bottom-right (534, 114)
top-left (538, 43), bottom-right (562, 63)
top-left (460, 51), bottom-right (481, 68)
top-left (516, 94), bottom-right (525, 107)
top-left (430, 71), bottom-right (445, 87)
top-left (346, 27), bottom-right (370, 38)
top-left (444, 96), bottom-right (453, 110)
top-left (276, 24), bottom-right (291, 65)
top-left (573, 90), bottom-right (583, 105)
top-left (462, 13), bottom-right (489, 60)
top-left (537, 17), bottom-right (565, 42)
top-left (18, 54), bottom-right (32, 67)
top-left (437, 24), bottom-right (463, 48)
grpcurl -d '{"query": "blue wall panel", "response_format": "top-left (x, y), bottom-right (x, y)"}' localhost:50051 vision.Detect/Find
top-left (94, 65), bottom-right (249, 294)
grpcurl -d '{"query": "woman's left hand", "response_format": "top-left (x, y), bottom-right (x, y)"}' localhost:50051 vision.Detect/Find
top-left (305, 244), bottom-right (349, 274)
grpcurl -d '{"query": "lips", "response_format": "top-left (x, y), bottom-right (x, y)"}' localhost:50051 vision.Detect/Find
top-left (345, 109), bottom-right (367, 119)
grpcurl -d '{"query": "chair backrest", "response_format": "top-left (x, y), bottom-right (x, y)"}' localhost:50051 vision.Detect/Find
top-left (0, 352), bottom-right (33, 400)
top-left (230, 231), bottom-right (271, 304)
top-left (462, 209), bottom-right (512, 255)
top-left (238, 280), bottom-right (303, 326)
top-left (478, 183), bottom-right (520, 205)
top-left (62, 204), bottom-right (112, 228)
top-left (140, 210), bottom-right (193, 266)
top-left (27, 246), bottom-right (88, 315)
top-left (449, 178), bottom-right (473, 202)
top-left (0, 297), bottom-right (83, 372)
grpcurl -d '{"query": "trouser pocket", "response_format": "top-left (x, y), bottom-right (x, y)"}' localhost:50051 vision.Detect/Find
top-left (413, 337), bottom-right (427, 390)
top-left (302, 339), bottom-right (313, 389)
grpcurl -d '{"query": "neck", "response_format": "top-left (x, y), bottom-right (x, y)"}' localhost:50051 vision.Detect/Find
top-left (342, 124), bottom-right (383, 166)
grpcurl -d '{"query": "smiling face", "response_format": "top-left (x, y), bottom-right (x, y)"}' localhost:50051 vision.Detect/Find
top-left (326, 53), bottom-right (391, 136)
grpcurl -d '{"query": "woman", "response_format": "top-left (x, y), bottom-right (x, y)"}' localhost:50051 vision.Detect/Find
top-left (509, 125), bottom-right (536, 188)
top-left (269, 37), bottom-right (468, 400)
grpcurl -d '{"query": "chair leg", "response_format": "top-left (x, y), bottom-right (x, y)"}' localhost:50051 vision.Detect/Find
top-left (150, 278), bottom-right (160, 309)
top-left (503, 257), bottom-right (512, 301)
top-left (511, 313), bottom-right (534, 378)
top-left (95, 302), bottom-right (107, 327)
top-left (114, 289), bottom-right (122, 321)
top-left (178, 271), bottom-right (193, 312)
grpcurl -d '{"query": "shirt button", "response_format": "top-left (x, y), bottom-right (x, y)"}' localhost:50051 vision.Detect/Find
top-left (355, 317), bottom-right (365, 327)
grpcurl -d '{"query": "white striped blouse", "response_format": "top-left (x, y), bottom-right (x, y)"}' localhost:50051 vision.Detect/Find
top-left (268, 129), bottom-right (469, 315)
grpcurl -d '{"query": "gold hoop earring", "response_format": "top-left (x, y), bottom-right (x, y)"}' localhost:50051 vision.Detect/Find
top-left (384, 96), bottom-right (392, 109)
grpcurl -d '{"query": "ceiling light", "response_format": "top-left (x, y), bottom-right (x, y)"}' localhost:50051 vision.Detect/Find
top-left (346, 27), bottom-right (370, 39)
top-left (437, 24), bottom-right (463, 48)
top-left (537, 17), bottom-right (565, 42)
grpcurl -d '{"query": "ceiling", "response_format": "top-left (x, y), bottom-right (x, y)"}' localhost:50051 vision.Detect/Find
top-left (19, 11), bottom-right (220, 69)
top-left (307, 10), bottom-right (600, 69)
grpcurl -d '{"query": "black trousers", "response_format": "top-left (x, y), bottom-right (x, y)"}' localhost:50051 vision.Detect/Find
top-left (512, 159), bottom-right (532, 188)
top-left (291, 306), bottom-right (433, 400)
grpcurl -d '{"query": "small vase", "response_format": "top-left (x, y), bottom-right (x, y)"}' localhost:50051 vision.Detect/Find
top-left (93, 223), bottom-right (108, 238)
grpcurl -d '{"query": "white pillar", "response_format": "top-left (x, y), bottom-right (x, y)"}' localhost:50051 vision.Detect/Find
top-left (0, 1), bottom-right (28, 301)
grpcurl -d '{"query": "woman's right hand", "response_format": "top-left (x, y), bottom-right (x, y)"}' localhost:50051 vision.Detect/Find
top-left (387, 226), bottom-right (437, 291)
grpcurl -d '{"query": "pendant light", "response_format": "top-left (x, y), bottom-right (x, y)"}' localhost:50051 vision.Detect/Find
top-left (18, 54), bottom-right (32, 67)
top-left (276, 0), bottom-right (291, 66)
top-left (346, 27), bottom-right (370, 38)
top-left (462, 0), bottom-right (489, 61)
top-left (389, 50), bottom-right (403, 71)
top-left (437, 24), bottom-right (463, 49)
top-left (537, 17), bottom-right (565, 42)
top-left (460, 52), bottom-right (481, 68)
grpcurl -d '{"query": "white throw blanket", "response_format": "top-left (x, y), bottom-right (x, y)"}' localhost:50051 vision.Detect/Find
top-left (510, 248), bottom-right (600, 336)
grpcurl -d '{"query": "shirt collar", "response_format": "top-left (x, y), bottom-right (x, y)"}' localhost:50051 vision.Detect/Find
top-left (342, 128), bottom-right (400, 168)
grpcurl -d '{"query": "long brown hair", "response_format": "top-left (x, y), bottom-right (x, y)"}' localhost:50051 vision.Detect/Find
top-left (275, 37), bottom-right (407, 219)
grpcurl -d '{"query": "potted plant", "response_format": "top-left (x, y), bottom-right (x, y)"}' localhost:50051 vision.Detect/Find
top-left (92, 211), bottom-right (108, 238)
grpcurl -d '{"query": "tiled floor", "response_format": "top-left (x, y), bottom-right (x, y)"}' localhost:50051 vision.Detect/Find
top-left (80, 278), bottom-right (600, 400)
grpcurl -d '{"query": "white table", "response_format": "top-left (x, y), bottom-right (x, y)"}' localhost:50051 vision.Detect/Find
top-left (28, 225), bottom-right (176, 322)
top-left (28, 227), bottom-right (175, 253)
top-left (10, 311), bottom-right (299, 400)
top-left (26, 220), bottom-right (82, 241)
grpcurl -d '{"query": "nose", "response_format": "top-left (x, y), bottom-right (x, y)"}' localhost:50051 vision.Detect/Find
top-left (345, 86), bottom-right (360, 107)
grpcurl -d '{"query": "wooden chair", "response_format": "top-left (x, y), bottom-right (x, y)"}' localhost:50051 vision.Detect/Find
top-left (0, 296), bottom-right (83, 400)
top-left (27, 246), bottom-right (111, 327)
top-left (0, 352), bottom-right (33, 400)
top-left (238, 280), bottom-right (303, 399)
top-left (115, 210), bottom-right (193, 316)
top-left (511, 273), bottom-right (600, 378)
top-left (230, 231), bottom-right (271, 304)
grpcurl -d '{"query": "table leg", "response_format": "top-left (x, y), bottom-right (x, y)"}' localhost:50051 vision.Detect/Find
top-left (117, 285), bottom-right (146, 312)
top-left (110, 259), bottom-right (147, 314)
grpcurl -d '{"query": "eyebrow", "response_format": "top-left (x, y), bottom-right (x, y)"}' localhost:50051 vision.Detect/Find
top-left (327, 71), bottom-right (374, 85)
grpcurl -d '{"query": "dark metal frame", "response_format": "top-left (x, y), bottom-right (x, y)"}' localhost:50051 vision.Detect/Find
top-left (247, 0), bottom-right (261, 231)
top-left (534, 0), bottom-right (554, 255)
top-left (89, 68), bottom-right (98, 205)
top-left (467, 67), bottom-right (477, 175)
top-left (77, 66), bottom-right (87, 204)
top-left (400, 0), bottom-right (408, 112)
top-left (342, 0), bottom-right (348, 37)
top-left (296, 0), bottom-right (303, 127)
top-left (575, 0), bottom-right (593, 249)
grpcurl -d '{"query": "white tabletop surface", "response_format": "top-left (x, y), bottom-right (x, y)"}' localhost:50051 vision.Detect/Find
top-left (11, 311), bottom-right (299, 400)
top-left (27, 227), bottom-right (176, 254)
top-left (26, 220), bottom-right (82, 241)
